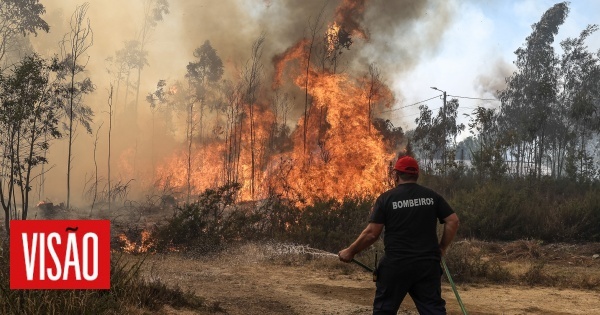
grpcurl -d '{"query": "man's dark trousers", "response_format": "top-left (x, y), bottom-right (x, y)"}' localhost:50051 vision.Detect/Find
top-left (373, 258), bottom-right (446, 315)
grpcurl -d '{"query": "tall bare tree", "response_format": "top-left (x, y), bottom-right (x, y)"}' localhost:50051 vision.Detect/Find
top-left (221, 79), bottom-right (244, 185)
top-left (58, 3), bottom-right (94, 208)
top-left (243, 35), bottom-right (265, 199)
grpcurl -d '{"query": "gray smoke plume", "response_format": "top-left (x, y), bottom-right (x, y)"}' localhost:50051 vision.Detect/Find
top-left (474, 58), bottom-right (514, 98)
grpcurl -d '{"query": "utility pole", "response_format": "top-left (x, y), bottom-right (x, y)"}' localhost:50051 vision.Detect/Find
top-left (431, 87), bottom-right (447, 176)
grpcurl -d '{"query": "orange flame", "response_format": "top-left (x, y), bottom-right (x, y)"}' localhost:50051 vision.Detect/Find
top-left (325, 22), bottom-right (342, 57)
top-left (118, 230), bottom-right (155, 254)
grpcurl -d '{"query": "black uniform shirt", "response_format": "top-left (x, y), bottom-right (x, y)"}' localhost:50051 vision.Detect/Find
top-left (369, 183), bottom-right (454, 264)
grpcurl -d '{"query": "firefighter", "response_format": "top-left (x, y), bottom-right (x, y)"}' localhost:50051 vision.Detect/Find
top-left (339, 156), bottom-right (459, 314)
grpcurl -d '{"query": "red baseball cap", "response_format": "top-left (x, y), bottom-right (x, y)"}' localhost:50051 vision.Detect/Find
top-left (394, 156), bottom-right (419, 174)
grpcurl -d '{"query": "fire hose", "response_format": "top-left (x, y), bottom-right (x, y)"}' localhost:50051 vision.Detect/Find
top-left (350, 257), bottom-right (468, 315)
top-left (442, 257), bottom-right (468, 315)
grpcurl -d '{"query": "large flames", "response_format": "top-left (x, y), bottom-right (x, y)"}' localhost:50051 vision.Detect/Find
top-left (154, 0), bottom-right (398, 204)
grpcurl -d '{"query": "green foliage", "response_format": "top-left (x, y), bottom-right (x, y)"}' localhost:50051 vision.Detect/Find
top-left (0, 54), bottom-right (63, 229)
top-left (187, 40), bottom-right (224, 85)
top-left (413, 98), bottom-right (465, 175)
top-left (496, 2), bottom-right (600, 181)
top-left (149, 178), bottom-right (600, 255)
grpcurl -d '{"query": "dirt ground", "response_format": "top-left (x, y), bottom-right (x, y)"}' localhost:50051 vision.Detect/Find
top-left (136, 243), bottom-right (600, 315)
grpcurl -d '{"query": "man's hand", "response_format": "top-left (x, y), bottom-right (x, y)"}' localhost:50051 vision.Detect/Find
top-left (338, 248), bottom-right (354, 263)
top-left (339, 223), bottom-right (383, 263)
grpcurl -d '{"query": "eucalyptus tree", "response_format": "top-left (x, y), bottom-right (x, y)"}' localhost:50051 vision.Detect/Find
top-left (365, 63), bottom-right (383, 134)
top-left (145, 41), bottom-right (224, 203)
top-left (466, 106), bottom-right (507, 180)
top-left (498, 2), bottom-right (568, 179)
top-left (221, 79), bottom-right (244, 186)
top-left (186, 40), bottom-right (224, 142)
top-left (113, 40), bottom-right (147, 111)
top-left (413, 98), bottom-right (464, 175)
top-left (182, 40), bottom-right (224, 202)
top-left (558, 25), bottom-right (600, 181)
top-left (303, 8), bottom-right (325, 154)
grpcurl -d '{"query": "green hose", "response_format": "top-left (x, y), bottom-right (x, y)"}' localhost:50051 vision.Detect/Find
top-left (441, 257), bottom-right (468, 315)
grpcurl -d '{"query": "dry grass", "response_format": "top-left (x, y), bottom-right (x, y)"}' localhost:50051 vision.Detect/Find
top-left (443, 240), bottom-right (600, 289)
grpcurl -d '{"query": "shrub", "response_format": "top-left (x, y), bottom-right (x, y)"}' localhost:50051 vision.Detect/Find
top-left (443, 241), bottom-right (512, 283)
top-left (151, 183), bottom-right (241, 253)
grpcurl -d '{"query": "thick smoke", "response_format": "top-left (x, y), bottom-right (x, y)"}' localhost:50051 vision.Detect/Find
top-left (474, 58), bottom-right (514, 98)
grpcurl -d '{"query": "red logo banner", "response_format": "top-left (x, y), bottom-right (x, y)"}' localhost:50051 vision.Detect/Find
top-left (10, 220), bottom-right (110, 289)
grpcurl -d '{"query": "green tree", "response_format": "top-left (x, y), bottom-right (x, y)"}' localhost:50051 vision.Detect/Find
top-left (499, 2), bottom-right (569, 179)
top-left (0, 54), bottom-right (62, 234)
top-left (559, 25), bottom-right (600, 181)
top-left (466, 106), bottom-right (507, 180)
top-left (413, 98), bottom-right (464, 175)
top-left (186, 40), bottom-right (224, 141)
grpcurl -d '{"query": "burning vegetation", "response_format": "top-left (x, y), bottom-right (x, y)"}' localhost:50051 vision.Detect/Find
top-left (150, 0), bottom-right (401, 204)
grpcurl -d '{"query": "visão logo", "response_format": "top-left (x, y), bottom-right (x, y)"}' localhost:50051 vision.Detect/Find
top-left (10, 220), bottom-right (110, 289)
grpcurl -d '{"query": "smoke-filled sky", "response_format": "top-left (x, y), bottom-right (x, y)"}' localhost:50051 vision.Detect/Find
top-left (34, 0), bottom-right (600, 129)
top-left (20, 0), bottom-right (600, 205)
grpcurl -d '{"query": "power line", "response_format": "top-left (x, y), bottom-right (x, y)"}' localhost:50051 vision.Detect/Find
top-left (378, 94), bottom-right (442, 114)
top-left (448, 94), bottom-right (499, 101)
top-left (378, 94), bottom-right (499, 116)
